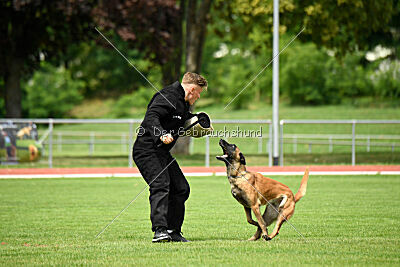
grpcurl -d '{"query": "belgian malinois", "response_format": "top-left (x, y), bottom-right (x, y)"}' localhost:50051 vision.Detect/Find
top-left (216, 139), bottom-right (309, 241)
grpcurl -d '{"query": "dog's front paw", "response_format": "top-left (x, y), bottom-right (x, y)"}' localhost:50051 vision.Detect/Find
top-left (262, 234), bottom-right (272, 241)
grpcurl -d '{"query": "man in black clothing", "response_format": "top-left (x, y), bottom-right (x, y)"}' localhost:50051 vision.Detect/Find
top-left (133, 72), bottom-right (208, 242)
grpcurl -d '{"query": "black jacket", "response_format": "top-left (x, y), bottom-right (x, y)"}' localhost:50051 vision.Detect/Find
top-left (133, 81), bottom-right (194, 152)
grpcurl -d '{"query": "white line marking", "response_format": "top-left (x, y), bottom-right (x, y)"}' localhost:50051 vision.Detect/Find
top-left (380, 171), bottom-right (400, 175)
top-left (310, 171), bottom-right (379, 175)
top-left (113, 173), bottom-right (142, 178)
top-left (182, 172), bottom-right (214, 176)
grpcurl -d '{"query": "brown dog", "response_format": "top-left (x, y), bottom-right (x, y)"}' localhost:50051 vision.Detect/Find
top-left (216, 139), bottom-right (309, 241)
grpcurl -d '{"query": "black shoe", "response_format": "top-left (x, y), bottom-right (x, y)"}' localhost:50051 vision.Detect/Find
top-left (168, 230), bottom-right (190, 242)
top-left (152, 227), bottom-right (171, 243)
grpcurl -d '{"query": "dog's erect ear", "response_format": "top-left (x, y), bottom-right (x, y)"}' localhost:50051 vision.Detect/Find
top-left (239, 152), bottom-right (246, 165)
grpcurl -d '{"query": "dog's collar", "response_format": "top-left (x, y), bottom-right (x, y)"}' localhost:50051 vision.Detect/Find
top-left (228, 171), bottom-right (248, 179)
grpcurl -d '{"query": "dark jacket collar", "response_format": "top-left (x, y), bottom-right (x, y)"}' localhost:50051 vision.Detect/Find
top-left (171, 81), bottom-right (185, 100)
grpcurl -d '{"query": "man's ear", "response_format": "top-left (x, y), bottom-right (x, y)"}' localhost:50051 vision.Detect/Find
top-left (239, 152), bottom-right (246, 165)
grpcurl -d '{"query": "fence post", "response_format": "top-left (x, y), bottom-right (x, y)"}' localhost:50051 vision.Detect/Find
top-left (269, 124), bottom-right (272, 167)
top-left (329, 136), bottom-right (333, 153)
top-left (280, 122), bottom-right (283, 166)
top-left (367, 136), bottom-right (370, 152)
top-left (205, 135), bottom-right (210, 168)
top-left (48, 119), bottom-right (53, 168)
top-left (352, 121), bottom-right (356, 166)
top-left (308, 143), bottom-right (312, 153)
top-left (258, 136), bottom-right (262, 154)
top-left (129, 121), bottom-right (134, 168)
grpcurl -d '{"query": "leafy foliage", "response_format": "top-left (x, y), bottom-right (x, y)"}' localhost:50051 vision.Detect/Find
top-left (24, 62), bottom-right (84, 118)
top-left (213, 0), bottom-right (399, 57)
top-left (297, 0), bottom-right (397, 56)
top-left (0, 0), bottom-right (96, 117)
top-left (0, 0), bottom-right (96, 71)
top-left (281, 40), bottom-right (376, 105)
top-left (203, 30), bottom-right (399, 107)
top-left (281, 42), bottom-right (334, 105)
top-left (66, 40), bottom-right (160, 98)
top-left (372, 60), bottom-right (400, 100)
top-left (110, 87), bottom-right (154, 118)
top-left (3, 0), bottom-right (400, 118)
top-left (93, 0), bottom-right (180, 65)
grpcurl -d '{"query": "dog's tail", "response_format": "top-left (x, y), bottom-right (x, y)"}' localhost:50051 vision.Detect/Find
top-left (294, 167), bottom-right (309, 203)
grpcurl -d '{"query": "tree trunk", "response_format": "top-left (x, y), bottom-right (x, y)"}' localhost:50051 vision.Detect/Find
top-left (161, 0), bottom-right (185, 87)
top-left (5, 57), bottom-right (23, 118)
top-left (173, 0), bottom-right (212, 155)
top-left (170, 0), bottom-right (190, 155)
top-left (195, 0), bottom-right (212, 71)
top-left (185, 0), bottom-right (199, 73)
top-left (185, 0), bottom-right (212, 73)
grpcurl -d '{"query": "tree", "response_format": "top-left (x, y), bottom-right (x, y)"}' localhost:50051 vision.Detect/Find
top-left (207, 0), bottom-right (399, 107)
top-left (96, 0), bottom-right (213, 154)
top-left (213, 0), bottom-right (398, 57)
top-left (0, 0), bottom-right (97, 118)
top-left (173, 0), bottom-right (213, 154)
top-left (292, 0), bottom-right (398, 56)
top-left (186, 0), bottom-right (213, 73)
top-left (24, 62), bottom-right (84, 118)
top-left (94, 0), bottom-right (183, 86)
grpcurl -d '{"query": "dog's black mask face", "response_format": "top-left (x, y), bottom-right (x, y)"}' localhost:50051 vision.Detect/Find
top-left (216, 139), bottom-right (246, 166)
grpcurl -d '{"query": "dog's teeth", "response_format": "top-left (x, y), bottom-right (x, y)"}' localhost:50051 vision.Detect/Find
top-left (221, 154), bottom-right (228, 158)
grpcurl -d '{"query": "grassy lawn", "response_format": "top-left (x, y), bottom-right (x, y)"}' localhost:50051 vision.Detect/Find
top-left (1, 175), bottom-right (399, 265)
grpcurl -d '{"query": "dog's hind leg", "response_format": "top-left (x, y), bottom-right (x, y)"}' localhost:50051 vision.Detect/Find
top-left (263, 202), bottom-right (280, 227)
top-left (268, 202), bottom-right (295, 240)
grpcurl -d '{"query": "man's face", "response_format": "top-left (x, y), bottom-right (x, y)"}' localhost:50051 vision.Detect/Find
top-left (187, 85), bottom-right (203, 105)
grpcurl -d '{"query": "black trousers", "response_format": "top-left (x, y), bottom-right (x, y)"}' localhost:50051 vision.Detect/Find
top-left (133, 149), bottom-right (190, 232)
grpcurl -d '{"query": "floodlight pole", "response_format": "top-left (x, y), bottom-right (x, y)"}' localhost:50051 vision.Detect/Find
top-left (272, 0), bottom-right (280, 166)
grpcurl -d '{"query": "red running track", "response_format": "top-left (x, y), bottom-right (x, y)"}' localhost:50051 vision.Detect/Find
top-left (1, 165), bottom-right (400, 178)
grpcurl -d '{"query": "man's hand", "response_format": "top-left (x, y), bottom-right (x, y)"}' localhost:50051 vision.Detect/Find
top-left (160, 133), bottom-right (174, 144)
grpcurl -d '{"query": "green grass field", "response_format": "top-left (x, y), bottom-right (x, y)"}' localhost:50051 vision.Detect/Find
top-left (1, 175), bottom-right (399, 265)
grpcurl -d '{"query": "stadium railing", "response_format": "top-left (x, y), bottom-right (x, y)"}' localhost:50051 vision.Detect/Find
top-left (1, 119), bottom-right (399, 167)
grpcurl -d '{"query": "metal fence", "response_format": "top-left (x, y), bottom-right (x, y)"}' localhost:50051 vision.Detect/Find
top-left (1, 118), bottom-right (399, 167)
top-left (280, 120), bottom-right (400, 166)
top-left (0, 118), bottom-right (272, 168)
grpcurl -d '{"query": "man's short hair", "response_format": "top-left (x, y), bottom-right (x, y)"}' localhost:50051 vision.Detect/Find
top-left (182, 72), bottom-right (208, 90)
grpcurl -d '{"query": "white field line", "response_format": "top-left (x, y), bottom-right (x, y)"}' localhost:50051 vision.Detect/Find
top-left (380, 171), bottom-right (400, 175)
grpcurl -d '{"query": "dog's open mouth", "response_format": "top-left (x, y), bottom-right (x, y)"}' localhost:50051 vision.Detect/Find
top-left (217, 152), bottom-right (228, 159)
top-left (216, 139), bottom-right (229, 161)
